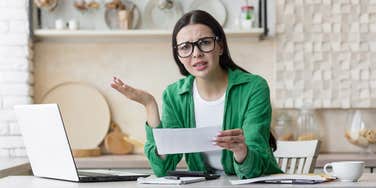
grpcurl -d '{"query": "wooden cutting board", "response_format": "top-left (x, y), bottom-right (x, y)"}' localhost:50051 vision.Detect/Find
top-left (101, 122), bottom-right (134, 155)
top-left (72, 147), bottom-right (101, 157)
top-left (41, 82), bottom-right (111, 150)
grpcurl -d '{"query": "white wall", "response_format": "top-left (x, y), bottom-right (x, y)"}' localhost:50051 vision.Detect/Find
top-left (275, 0), bottom-right (376, 108)
top-left (0, 0), bottom-right (32, 157)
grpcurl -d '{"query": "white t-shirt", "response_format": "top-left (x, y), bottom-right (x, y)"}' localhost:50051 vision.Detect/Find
top-left (193, 79), bottom-right (225, 171)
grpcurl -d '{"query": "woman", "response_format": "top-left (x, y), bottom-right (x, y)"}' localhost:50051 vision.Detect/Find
top-left (111, 10), bottom-right (282, 179)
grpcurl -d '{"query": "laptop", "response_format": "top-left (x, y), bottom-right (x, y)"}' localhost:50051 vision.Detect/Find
top-left (14, 103), bottom-right (150, 182)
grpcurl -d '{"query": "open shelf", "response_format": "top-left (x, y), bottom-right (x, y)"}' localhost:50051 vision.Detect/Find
top-left (32, 28), bottom-right (265, 42)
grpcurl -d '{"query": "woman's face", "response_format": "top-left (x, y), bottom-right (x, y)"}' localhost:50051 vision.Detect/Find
top-left (176, 24), bottom-right (223, 79)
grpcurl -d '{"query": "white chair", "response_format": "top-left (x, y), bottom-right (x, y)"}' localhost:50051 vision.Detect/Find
top-left (273, 140), bottom-right (320, 174)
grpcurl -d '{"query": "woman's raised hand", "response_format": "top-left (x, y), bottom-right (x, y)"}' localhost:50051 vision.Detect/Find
top-left (111, 76), bottom-right (161, 127)
top-left (111, 76), bottom-right (154, 106)
top-left (213, 129), bottom-right (248, 163)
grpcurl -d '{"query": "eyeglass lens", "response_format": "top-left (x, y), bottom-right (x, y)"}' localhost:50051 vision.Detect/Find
top-left (177, 37), bottom-right (216, 58)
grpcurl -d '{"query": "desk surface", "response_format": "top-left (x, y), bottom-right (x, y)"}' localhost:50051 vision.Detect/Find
top-left (0, 173), bottom-right (375, 188)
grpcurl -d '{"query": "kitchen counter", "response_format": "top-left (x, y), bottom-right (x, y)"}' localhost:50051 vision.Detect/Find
top-left (1, 153), bottom-right (375, 178)
top-left (0, 157), bottom-right (31, 178)
top-left (74, 153), bottom-right (376, 170)
top-left (316, 153), bottom-right (376, 168)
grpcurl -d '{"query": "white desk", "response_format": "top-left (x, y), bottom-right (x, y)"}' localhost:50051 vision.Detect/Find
top-left (1, 173), bottom-right (376, 188)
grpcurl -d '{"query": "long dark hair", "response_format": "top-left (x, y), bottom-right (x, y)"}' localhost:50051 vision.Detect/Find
top-left (171, 10), bottom-right (277, 151)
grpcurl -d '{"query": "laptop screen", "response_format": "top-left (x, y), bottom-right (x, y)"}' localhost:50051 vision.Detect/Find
top-left (15, 104), bottom-right (81, 181)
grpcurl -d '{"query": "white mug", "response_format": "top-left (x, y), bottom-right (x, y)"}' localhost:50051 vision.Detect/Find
top-left (68, 20), bottom-right (79, 30)
top-left (55, 19), bottom-right (65, 30)
top-left (323, 161), bottom-right (364, 182)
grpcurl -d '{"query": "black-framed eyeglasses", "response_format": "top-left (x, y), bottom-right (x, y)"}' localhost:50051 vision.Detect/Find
top-left (175, 36), bottom-right (219, 58)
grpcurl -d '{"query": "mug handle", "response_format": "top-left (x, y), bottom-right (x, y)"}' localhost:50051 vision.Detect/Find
top-left (323, 163), bottom-right (333, 176)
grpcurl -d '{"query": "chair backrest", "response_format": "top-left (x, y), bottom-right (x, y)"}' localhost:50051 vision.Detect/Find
top-left (273, 140), bottom-right (320, 174)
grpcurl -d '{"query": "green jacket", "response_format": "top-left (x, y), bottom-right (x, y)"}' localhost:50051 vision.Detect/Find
top-left (144, 68), bottom-right (282, 179)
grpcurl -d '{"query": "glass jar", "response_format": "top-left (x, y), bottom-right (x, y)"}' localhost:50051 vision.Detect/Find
top-left (273, 111), bottom-right (294, 141)
top-left (239, 5), bottom-right (254, 30)
top-left (296, 107), bottom-right (320, 141)
top-left (345, 110), bottom-right (376, 153)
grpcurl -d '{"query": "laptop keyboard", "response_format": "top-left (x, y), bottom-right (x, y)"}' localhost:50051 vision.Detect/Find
top-left (78, 170), bottom-right (149, 176)
top-left (77, 170), bottom-right (150, 182)
top-left (78, 171), bottom-right (115, 177)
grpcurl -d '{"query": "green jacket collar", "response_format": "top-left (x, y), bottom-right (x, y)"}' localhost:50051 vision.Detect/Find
top-left (177, 68), bottom-right (251, 95)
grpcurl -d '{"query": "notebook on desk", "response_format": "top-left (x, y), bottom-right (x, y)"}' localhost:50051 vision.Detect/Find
top-left (14, 104), bottom-right (149, 182)
top-left (230, 174), bottom-right (335, 185)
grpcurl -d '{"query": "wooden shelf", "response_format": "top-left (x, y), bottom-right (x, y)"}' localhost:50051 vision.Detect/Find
top-left (32, 28), bottom-right (264, 42)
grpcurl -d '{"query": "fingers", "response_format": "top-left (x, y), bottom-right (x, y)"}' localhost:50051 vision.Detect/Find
top-left (215, 138), bottom-right (246, 151)
top-left (111, 77), bottom-right (130, 92)
top-left (112, 77), bottom-right (125, 87)
top-left (215, 142), bottom-right (244, 150)
top-left (110, 82), bottom-right (123, 94)
top-left (113, 76), bottom-right (126, 86)
top-left (213, 129), bottom-right (245, 151)
top-left (110, 76), bottom-right (151, 105)
top-left (214, 135), bottom-right (244, 143)
top-left (215, 129), bottom-right (244, 143)
top-left (217, 129), bottom-right (243, 137)
top-left (111, 77), bottom-right (120, 88)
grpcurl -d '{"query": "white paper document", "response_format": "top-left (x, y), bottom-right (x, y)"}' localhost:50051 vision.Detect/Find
top-left (153, 126), bottom-right (221, 154)
top-left (229, 174), bottom-right (331, 185)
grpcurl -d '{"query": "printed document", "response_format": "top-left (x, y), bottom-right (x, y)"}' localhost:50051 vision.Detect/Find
top-left (153, 126), bottom-right (221, 154)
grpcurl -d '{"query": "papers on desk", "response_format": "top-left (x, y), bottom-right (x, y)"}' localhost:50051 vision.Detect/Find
top-left (137, 177), bottom-right (206, 185)
top-left (230, 174), bottom-right (335, 185)
top-left (152, 126), bottom-right (221, 154)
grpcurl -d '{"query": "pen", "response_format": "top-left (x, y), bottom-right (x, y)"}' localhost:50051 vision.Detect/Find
top-left (164, 176), bottom-right (180, 180)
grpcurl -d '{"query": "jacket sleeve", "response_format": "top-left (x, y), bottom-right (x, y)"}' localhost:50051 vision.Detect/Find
top-left (144, 89), bottom-right (183, 177)
top-left (233, 77), bottom-right (283, 179)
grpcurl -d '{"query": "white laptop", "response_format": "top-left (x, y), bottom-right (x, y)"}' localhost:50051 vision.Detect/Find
top-left (14, 103), bottom-right (149, 182)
